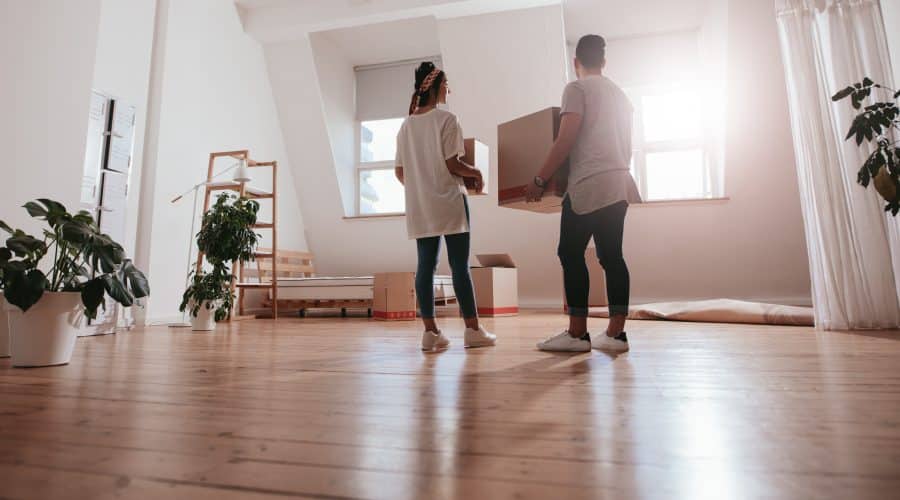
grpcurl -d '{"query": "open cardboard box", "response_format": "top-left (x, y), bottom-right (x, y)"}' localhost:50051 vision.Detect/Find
top-left (471, 254), bottom-right (519, 317)
top-left (461, 138), bottom-right (489, 196)
top-left (497, 107), bottom-right (569, 213)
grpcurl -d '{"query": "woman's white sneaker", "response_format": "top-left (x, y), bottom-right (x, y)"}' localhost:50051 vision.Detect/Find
top-left (422, 330), bottom-right (450, 351)
top-left (464, 326), bottom-right (497, 348)
top-left (536, 331), bottom-right (591, 352)
top-left (592, 331), bottom-right (629, 352)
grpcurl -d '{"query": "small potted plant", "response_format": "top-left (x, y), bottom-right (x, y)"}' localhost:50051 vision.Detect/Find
top-left (179, 267), bottom-right (234, 331)
top-left (179, 193), bottom-right (259, 330)
top-left (0, 199), bottom-right (150, 367)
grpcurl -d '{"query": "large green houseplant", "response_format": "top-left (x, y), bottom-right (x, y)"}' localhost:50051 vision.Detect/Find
top-left (832, 78), bottom-right (900, 215)
top-left (0, 199), bottom-right (149, 366)
top-left (0, 199), bottom-right (150, 317)
top-left (180, 193), bottom-right (259, 326)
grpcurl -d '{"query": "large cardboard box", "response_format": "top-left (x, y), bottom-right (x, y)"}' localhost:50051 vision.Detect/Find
top-left (461, 138), bottom-right (489, 196)
top-left (471, 254), bottom-right (519, 317)
top-left (373, 272), bottom-right (416, 321)
top-left (497, 107), bottom-right (569, 213)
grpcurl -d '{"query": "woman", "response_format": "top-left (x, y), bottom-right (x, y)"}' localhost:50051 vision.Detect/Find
top-left (394, 62), bottom-right (496, 351)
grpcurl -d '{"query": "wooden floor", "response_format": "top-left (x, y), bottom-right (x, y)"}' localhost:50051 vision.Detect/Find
top-left (1, 311), bottom-right (899, 500)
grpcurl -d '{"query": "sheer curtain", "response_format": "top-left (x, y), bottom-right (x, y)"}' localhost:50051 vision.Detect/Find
top-left (776, 0), bottom-right (900, 330)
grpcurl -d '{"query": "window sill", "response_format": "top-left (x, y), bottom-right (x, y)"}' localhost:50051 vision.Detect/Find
top-left (634, 197), bottom-right (730, 207)
top-left (343, 212), bottom-right (406, 220)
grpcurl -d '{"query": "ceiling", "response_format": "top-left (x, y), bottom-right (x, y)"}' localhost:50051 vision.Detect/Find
top-left (236, 0), bottom-right (713, 45)
top-left (312, 16), bottom-right (442, 67)
top-left (563, 0), bottom-right (709, 42)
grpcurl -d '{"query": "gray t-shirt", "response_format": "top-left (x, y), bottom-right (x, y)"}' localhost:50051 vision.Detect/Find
top-left (560, 75), bottom-right (642, 214)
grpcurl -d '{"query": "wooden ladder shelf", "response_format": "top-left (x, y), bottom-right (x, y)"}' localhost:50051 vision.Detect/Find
top-left (195, 150), bottom-right (279, 320)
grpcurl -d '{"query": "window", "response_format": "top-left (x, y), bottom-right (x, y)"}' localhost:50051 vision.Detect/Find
top-left (357, 118), bottom-right (405, 215)
top-left (629, 86), bottom-right (717, 201)
top-left (354, 57), bottom-right (441, 215)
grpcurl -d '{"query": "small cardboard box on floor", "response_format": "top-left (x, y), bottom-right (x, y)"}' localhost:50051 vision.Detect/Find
top-left (471, 254), bottom-right (519, 317)
top-left (497, 107), bottom-right (569, 213)
top-left (462, 138), bottom-right (489, 195)
top-left (373, 273), bottom-right (416, 321)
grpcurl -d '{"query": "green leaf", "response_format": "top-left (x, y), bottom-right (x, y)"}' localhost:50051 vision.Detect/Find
top-left (832, 86), bottom-right (854, 101)
top-left (61, 220), bottom-right (93, 244)
top-left (862, 77), bottom-right (874, 87)
top-left (4, 269), bottom-right (48, 312)
top-left (0, 220), bottom-right (12, 235)
top-left (0, 247), bottom-right (11, 264)
top-left (6, 234), bottom-right (45, 257)
top-left (81, 278), bottom-right (106, 320)
top-left (23, 201), bottom-right (48, 219)
top-left (102, 274), bottom-right (133, 307)
top-left (119, 259), bottom-right (150, 299)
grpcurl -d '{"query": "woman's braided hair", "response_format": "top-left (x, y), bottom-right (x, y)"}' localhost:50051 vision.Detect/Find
top-left (409, 62), bottom-right (445, 115)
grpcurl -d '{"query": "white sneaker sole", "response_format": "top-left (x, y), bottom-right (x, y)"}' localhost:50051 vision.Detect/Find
top-left (536, 344), bottom-right (590, 353)
top-left (464, 339), bottom-right (496, 348)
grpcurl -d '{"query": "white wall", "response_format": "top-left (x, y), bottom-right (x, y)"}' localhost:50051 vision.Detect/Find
top-left (0, 0), bottom-right (102, 233)
top-left (265, 0), bottom-right (812, 307)
top-left (310, 34), bottom-right (358, 216)
top-left (136, 0), bottom-right (308, 323)
top-left (92, 0), bottom-right (158, 256)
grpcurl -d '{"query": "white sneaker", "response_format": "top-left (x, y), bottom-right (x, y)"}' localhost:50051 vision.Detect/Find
top-left (422, 330), bottom-right (450, 351)
top-left (592, 331), bottom-right (629, 352)
top-left (536, 331), bottom-right (591, 352)
top-left (464, 326), bottom-right (497, 348)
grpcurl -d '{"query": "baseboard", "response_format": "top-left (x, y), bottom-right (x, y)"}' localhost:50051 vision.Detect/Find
top-left (519, 295), bottom-right (813, 309)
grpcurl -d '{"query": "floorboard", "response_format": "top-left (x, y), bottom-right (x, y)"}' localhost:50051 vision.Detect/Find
top-left (1, 311), bottom-right (899, 499)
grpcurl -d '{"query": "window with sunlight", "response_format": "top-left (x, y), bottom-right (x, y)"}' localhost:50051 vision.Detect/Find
top-left (358, 118), bottom-right (405, 215)
top-left (629, 87), bottom-right (716, 201)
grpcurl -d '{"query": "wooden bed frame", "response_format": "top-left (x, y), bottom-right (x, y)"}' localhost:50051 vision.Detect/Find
top-left (240, 250), bottom-right (457, 318)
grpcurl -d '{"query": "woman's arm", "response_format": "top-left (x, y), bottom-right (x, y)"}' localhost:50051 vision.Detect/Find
top-left (395, 166), bottom-right (404, 185)
top-left (446, 157), bottom-right (483, 192)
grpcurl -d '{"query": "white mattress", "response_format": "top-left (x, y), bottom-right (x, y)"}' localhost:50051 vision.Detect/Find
top-left (274, 276), bottom-right (454, 301)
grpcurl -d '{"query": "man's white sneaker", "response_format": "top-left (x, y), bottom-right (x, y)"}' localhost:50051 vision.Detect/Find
top-left (422, 330), bottom-right (450, 351)
top-left (592, 331), bottom-right (629, 352)
top-left (536, 331), bottom-right (591, 352)
top-left (464, 326), bottom-right (497, 348)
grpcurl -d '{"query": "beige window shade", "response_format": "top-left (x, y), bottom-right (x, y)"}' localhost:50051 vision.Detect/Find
top-left (355, 57), bottom-right (441, 121)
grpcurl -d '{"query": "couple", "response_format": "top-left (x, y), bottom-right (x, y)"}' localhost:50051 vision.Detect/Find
top-left (394, 35), bottom-right (640, 353)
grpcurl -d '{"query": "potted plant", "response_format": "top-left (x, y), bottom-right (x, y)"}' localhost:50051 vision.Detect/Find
top-left (832, 78), bottom-right (900, 216)
top-left (0, 199), bottom-right (150, 367)
top-left (179, 193), bottom-right (259, 330)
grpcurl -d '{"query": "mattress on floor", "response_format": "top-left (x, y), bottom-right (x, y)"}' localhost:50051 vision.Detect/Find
top-left (274, 275), bottom-right (454, 301)
top-left (589, 299), bottom-right (814, 327)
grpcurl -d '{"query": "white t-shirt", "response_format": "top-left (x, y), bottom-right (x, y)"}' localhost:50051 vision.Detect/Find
top-left (561, 75), bottom-right (642, 214)
top-left (395, 108), bottom-right (468, 240)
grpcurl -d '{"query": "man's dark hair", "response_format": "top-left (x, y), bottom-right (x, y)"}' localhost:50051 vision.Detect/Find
top-left (575, 35), bottom-right (606, 69)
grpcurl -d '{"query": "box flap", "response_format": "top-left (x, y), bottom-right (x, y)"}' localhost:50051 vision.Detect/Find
top-left (476, 254), bottom-right (516, 268)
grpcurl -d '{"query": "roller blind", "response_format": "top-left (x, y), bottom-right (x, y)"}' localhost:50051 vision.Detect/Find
top-left (355, 57), bottom-right (442, 121)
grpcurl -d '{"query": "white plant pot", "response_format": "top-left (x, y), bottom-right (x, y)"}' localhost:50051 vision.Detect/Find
top-left (0, 296), bottom-right (10, 358)
top-left (190, 301), bottom-right (217, 331)
top-left (6, 292), bottom-right (83, 367)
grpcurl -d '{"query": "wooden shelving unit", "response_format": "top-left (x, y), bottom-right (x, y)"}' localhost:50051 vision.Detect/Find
top-left (195, 150), bottom-right (279, 320)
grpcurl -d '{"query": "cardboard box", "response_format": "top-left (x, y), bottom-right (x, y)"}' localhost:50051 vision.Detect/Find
top-left (461, 138), bottom-right (489, 196)
top-left (373, 272), bottom-right (416, 321)
top-left (497, 107), bottom-right (569, 213)
top-left (471, 254), bottom-right (519, 317)
top-left (563, 247), bottom-right (608, 311)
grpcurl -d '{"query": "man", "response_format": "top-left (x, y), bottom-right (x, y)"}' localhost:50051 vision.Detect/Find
top-left (526, 34), bottom-right (641, 353)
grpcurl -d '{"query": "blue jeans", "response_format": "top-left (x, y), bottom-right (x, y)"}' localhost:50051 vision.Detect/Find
top-left (415, 198), bottom-right (477, 319)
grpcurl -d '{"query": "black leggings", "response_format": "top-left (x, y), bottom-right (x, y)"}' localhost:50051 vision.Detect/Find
top-left (558, 197), bottom-right (630, 317)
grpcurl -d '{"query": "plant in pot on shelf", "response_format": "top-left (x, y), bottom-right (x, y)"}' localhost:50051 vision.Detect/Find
top-left (0, 199), bottom-right (150, 367)
top-left (179, 193), bottom-right (259, 331)
top-left (832, 78), bottom-right (900, 216)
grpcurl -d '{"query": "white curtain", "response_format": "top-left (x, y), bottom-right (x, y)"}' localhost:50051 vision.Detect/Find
top-left (776, 0), bottom-right (900, 330)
